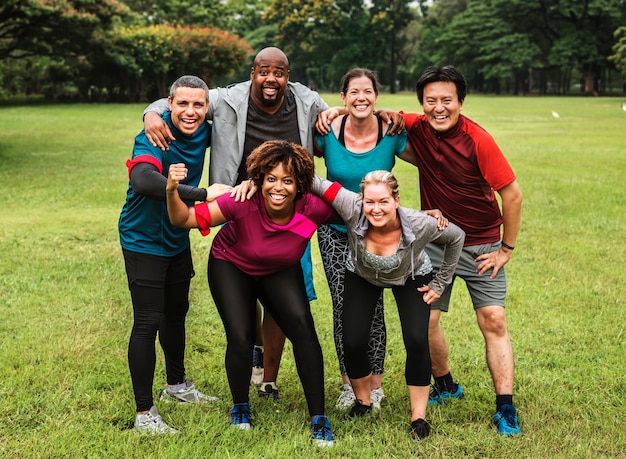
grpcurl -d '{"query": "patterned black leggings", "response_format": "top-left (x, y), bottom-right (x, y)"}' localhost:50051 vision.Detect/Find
top-left (317, 224), bottom-right (386, 375)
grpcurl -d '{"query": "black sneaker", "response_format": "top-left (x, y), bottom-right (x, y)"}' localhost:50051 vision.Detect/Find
top-left (258, 383), bottom-right (280, 401)
top-left (349, 400), bottom-right (372, 417)
top-left (410, 418), bottom-right (431, 439)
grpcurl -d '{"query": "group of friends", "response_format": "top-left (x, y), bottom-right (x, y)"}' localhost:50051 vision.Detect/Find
top-left (117, 47), bottom-right (523, 447)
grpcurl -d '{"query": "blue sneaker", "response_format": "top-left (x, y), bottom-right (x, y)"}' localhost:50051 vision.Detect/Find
top-left (311, 415), bottom-right (334, 447)
top-left (428, 383), bottom-right (464, 405)
top-left (230, 403), bottom-right (251, 430)
top-left (493, 404), bottom-right (521, 436)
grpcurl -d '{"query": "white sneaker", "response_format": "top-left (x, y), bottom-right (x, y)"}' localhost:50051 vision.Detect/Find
top-left (251, 346), bottom-right (264, 385)
top-left (134, 406), bottom-right (178, 435)
top-left (370, 387), bottom-right (386, 411)
top-left (160, 378), bottom-right (219, 403)
top-left (335, 384), bottom-right (356, 410)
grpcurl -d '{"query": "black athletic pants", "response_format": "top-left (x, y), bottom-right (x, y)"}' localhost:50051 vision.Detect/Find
top-left (123, 248), bottom-right (193, 412)
top-left (208, 253), bottom-right (325, 416)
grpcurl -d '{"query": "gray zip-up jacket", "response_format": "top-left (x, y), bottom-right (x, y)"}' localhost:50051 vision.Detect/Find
top-left (312, 177), bottom-right (465, 292)
top-left (144, 81), bottom-right (328, 186)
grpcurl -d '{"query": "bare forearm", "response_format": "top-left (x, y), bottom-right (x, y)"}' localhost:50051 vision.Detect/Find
top-left (166, 188), bottom-right (195, 227)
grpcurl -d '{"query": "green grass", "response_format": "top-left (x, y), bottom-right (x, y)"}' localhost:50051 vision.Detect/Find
top-left (0, 95), bottom-right (625, 458)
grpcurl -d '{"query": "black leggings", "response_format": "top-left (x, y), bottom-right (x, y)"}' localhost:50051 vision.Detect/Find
top-left (208, 253), bottom-right (325, 416)
top-left (123, 248), bottom-right (192, 412)
top-left (343, 270), bottom-right (433, 386)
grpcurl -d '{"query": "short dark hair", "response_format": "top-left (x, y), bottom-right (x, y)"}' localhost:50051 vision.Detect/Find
top-left (169, 75), bottom-right (209, 102)
top-left (246, 140), bottom-right (315, 195)
top-left (341, 68), bottom-right (380, 95)
top-left (415, 66), bottom-right (467, 105)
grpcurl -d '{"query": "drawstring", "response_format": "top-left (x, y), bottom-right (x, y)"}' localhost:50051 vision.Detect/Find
top-left (410, 245), bottom-right (415, 281)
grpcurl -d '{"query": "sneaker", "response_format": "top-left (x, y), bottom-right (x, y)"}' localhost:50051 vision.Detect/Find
top-left (258, 383), bottom-right (280, 401)
top-left (349, 400), bottom-right (372, 417)
top-left (134, 406), bottom-right (178, 435)
top-left (410, 418), bottom-right (431, 440)
top-left (160, 378), bottom-right (219, 403)
top-left (230, 403), bottom-right (252, 430)
top-left (311, 415), bottom-right (334, 447)
top-left (493, 404), bottom-right (521, 436)
top-left (428, 383), bottom-right (464, 405)
top-left (335, 384), bottom-right (356, 410)
top-left (251, 346), bottom-right (264, 385)
top-left (370, 387), bottom-right (386, 411)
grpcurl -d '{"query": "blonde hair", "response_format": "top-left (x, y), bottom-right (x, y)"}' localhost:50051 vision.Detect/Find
top-left (360, 170), bottom-right (400, 199)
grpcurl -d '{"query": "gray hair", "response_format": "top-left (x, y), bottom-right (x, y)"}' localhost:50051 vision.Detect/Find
top-left (169, 75), bottom-right (209, 102)
top-left (360, 170), bottom-right (400, 200)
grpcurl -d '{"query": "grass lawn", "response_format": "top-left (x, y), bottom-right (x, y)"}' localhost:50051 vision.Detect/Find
top-left (0, 94), bottom-right (624, 458)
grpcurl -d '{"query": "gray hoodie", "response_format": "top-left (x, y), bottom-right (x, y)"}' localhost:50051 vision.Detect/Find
top-left (312, 177), bottom-right (465, 293)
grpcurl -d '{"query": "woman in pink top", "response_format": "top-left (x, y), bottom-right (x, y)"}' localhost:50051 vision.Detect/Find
top-left (166, 140), bottom-right (336, 447)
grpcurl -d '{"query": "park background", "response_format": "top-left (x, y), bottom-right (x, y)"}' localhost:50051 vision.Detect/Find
top-left (1, 0), bottom-right (626, 458)
top-left (2, 1), bottom-right (626, 102)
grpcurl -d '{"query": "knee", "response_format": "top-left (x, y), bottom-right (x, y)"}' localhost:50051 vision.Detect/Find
top-left (477, 307), bottom-right (507, 337)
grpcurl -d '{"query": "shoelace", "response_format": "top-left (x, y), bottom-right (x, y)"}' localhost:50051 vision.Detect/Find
top-left (314, 419), bottom-right (332, 440)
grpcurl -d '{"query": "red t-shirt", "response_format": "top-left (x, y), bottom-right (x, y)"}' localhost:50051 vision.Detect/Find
top-left (195, 192), bottom-right (335, 276)
top-left (403, 113), bottom-right (516, 245)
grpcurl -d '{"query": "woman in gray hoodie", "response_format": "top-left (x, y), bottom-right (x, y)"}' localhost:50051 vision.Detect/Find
top-left (312, 170), bottom-right (464, 440)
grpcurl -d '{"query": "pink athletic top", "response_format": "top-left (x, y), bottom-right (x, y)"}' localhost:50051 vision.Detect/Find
top-left (195, 192), bottom-right (336, 276)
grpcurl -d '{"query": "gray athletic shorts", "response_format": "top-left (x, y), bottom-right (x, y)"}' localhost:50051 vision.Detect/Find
top-left (426, 241), bottom-right (507, 312)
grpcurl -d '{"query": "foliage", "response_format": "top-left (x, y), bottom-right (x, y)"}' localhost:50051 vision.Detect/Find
top-left (609, 26), bottom-right (626, 77)
top-left (1, 0), bottom-right (625, 97)
top-left (102, 24), bottom-right (253, 100)
top-left (0, 0), bottom-right (133, 60)
top-left (418, 0), bottom-right (626, 94)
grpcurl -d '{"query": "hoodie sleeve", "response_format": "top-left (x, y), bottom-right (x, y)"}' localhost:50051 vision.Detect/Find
top-left (426, 222), bottom-right (465, 294)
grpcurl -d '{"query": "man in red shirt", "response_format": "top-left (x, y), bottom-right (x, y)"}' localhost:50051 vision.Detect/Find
top-left (402, 65), bottom-right (523, 436)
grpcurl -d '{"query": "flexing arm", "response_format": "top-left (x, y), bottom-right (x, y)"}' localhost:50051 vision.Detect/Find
top-left (131, 162), bottom-right (207, 202)
top-left (166, 163), bottom-right (231, 228)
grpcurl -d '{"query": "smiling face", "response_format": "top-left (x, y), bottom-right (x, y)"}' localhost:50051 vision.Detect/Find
top-left (422, 81), bottom-right (464, 133)
top-left (250, 48), bottom-right (289, 114)
top-left (362, 182), bottom-right (399, 228)
top-left (341, 75), bottom-right (378, 120)
top-left (261, 162), bottom-right (297, 220)
top-left (167, 87), bottom-right (209, 136)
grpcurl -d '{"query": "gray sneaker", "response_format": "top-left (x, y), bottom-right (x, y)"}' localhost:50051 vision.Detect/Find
top-left (160, 378), bottom-right (219, 403)
top-left (134, 406), bottom-right (178, 435)
top-left (370, 387), bottom-right (386, 411)
top-left (335, 384), bottom-right (356, 410)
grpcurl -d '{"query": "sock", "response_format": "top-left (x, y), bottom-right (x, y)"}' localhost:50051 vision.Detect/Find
top-left (434, 372), bottom-right (455, 391)
top-left (496, 394), bottom-right (513, 411)
top-left (167, 381), bottom-right (187, 392)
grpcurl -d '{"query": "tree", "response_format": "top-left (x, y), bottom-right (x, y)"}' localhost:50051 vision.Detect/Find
top-left (418, 0), bottom-right (626, 94)
top-left (609, 26), bottom-right (626, 77)
top-left (0, 0), bottom-right (132, 60)
top-left (367, 1), bottom-right (415, 93)
top-left (91, 24), bottom-right (252, 101)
